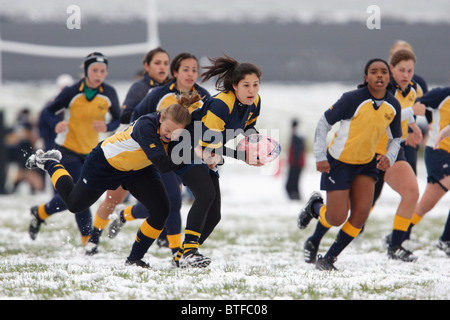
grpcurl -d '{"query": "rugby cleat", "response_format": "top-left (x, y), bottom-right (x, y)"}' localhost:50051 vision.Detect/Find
top-left (179, 248), bottom-right (211, 268)
top-left (383, 233), bottom-right (392, 247)
top-left (108, 214), bottom-right (125, 239)
top-left (315, 254), bottom-right (337, 271)
top-left (156, 235), bottom-right (169, 248)
top-left (387, 245), bottom-right (418, 262)
top-left (172, 253), bottom-right (181, 268)
top-left (172, 247), bottom-right (184, 268)
top-left (298, 191), bottom-right (323, 229)
top-left (28, 205), bottom-right (45, 240)
top-left (125, 259), bottom-right (150, 269)
top-left (26, 149), bottom-right (62, 170)
top-left (437, 238), bottom-right (450, 256)
top-left (304, 238), bottom-right (319, 264)
top-left (85, 242), bottom-right (99, 256)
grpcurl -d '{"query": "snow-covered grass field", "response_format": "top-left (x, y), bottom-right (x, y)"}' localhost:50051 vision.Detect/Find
top-left (0, 81), bottom-right (448, 301)
top-left (0, 157), bottom-right (448, 301)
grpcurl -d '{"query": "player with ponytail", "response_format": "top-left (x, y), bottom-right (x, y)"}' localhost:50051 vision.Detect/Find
top-left (107, 52), bottom-right (210, 257)
top-left (26, 93), bottom-right (199, 268)
top-left (171, 55), bottom-right (265, 268)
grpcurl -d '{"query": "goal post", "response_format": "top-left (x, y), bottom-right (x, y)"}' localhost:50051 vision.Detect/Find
top-left (0, 0), bottom-right (160, 86)
top-left (0, 0), bottom-right (160, 193)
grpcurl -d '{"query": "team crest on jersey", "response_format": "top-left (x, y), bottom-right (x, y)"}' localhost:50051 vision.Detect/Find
top-left (384, 113), bottom-right (393, 121)
top-left (149, 143), bottom-right (156, 148)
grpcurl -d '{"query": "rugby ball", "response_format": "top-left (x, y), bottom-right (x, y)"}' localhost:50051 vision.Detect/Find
top-left (236, 134), bottom-right (281, 164)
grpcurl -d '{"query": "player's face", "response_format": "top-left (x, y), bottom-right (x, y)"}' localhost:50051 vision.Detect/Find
top-left (173, 58), bottom-right (198, 93)
top-left (85, 63), bottom-right (107, 88)
top-left (233, 73), bottom-right (260, 105)
top-left (365, 61), bottom-right (390, 95)
top-left (159, 117), bottom-right (185, 143)
top-left (390, 59), bottom-right (415, 91)
top-left (145, 52), bottom-right (170, 84)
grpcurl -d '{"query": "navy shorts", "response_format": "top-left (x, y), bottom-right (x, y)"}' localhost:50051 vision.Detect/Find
top-left (320, 152), bottom-right (378, 191)
top-left (424, 146), bottom-right (450, 184)
top-left (80, 143), bottom-right (161, 191)
top-left (176, 163), bottom-right (219, 179)
top-left (394, 146), bottom-right (406, 162)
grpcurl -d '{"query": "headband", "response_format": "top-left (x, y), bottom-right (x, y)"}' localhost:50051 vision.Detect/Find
top-left (84, 52), bottom-right (108, 77)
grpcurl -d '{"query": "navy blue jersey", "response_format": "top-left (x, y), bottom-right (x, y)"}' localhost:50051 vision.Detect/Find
top-left (101, 112), bottom-right (169, 171)
top-left (191, 90), bottom-right (261, 150)
top-left (325, 86), bottom-right (402, 164)
top-left (120, 73), bottom-right (168, 124)
top-left (131, 79), bottom-right (210, 122)
top-left (413, 74), bottom-right (428, 96)
top-left (41, 79), bottom-right (120, 155)
top-left (417, 87), bottom-right (450, 152)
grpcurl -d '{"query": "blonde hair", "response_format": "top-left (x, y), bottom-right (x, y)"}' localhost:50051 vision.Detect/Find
top-left (161, 92), bottom-right (202, 126)
top-left (389, 40), bottom-right (414, 61)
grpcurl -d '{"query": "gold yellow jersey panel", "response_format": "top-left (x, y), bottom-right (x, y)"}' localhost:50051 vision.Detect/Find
top-left (418, 87), bottom-right (450, 152)
top-left (58, 93), bottom-right (112, 154)
top-left (375, 82), bottom-right (418, 155)
top-left (47, 80), bottom-right (121, 155)
top-left (101, 126), bottom-right (152, 171)
top-left (101, 113), bottom-right (169, 171)
top-left (329, 99), bottom-right (397, 164)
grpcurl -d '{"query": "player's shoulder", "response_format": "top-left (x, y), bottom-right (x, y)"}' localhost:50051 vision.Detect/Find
top-left (100, 82), bottom-right (119, 97)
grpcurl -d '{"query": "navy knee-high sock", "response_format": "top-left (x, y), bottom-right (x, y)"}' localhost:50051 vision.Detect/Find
top-left (441, 210), bottom-right (450, 241)
top-left (128, 219), bottom-right (162, 261)
top-left (325, 221), bottom-right (361, 259)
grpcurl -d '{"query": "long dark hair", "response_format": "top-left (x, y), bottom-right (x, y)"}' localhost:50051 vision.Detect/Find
top-left (170, 52), bottom-right (199, 77)
top-left (201, 55), bottom-right (262, 92)
top-left (357, 58), bottom-right (393, 90)
top-left (142, 46), bottom-right (169, 65)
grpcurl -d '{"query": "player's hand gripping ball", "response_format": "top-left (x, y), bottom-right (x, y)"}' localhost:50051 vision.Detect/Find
top-left (236, 134), bottom-right (281, 165)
